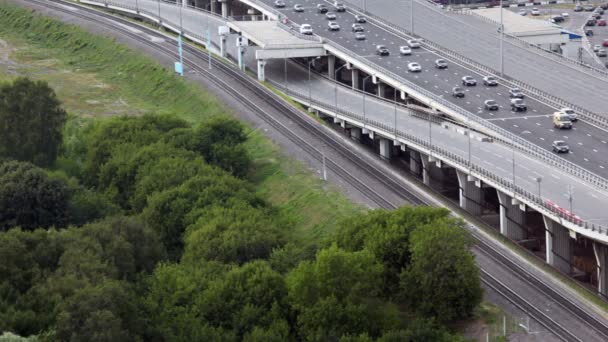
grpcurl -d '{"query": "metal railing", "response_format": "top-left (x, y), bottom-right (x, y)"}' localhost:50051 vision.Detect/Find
top-left (268, 79), bottom-right (607, 235)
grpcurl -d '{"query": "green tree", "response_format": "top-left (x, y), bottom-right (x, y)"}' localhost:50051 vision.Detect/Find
top-left (142, 172), bottom-right (262, 259)
top-left (0, 161), bottom-right (70, 230)
top-left (54, 280), bottom-right (140, 342)
top-left (182, 203), bottom-right (284, 265)
top-left (334, 207), bottom-right (451, 297)
top-left (400, 218), bottom-right (482, 322)
top-left (168, 116), bottom-right (251, 177)
top-left (287, 245), bottom-right (399, 340)
top-left (82, 114), bottom-right (189, 186)
top-left (0, 77), bottom-right (67, 167)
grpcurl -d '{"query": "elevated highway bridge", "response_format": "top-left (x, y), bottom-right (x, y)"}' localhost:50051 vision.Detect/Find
top-left (73, 0), bottom-right (608, 298)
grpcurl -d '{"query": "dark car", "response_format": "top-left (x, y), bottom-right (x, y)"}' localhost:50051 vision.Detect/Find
top-left (376, 45), bottom-right (389, 56)
top-left (484, 100), bottom-right (499, 110)
top-left (587, 19), bottom-right (597, 26)
top-left (509, 88), bottom-right (524, 98)
top-left (354, 14), bottom-right (366, 23)
top-left (462, 76), bottom-right (477, 86)
top-left (334, 2), bottom-right (346, 12)
top-left (552, 140), bottom-right (569, 153)
top-left (317, 4), bottom-right (328, 13)
top-left (452, 86), bottom-right (465, 97)
top-left (510, 98), bottom-right (527, 112)
top-left (552, 15), bottom-right (564, 22)
top-left (586, 29), bottom-right (594, 36)
top-left (574, 5), bottom-right (583, 12)
top-left (435, 59), bottom-right (448, 69)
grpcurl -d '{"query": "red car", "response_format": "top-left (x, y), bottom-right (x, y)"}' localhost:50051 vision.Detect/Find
top-left (603, 39), bottom-right (608, 47)
top-left (599, 20), bottom-right (607, 26)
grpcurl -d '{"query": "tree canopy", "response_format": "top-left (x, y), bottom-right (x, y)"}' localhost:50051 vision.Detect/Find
top-left (0, 77), bottom-right (67, 167)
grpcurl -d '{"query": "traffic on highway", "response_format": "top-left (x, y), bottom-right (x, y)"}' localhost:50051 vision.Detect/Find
top-left (268, 0), bottom-right (608, 177)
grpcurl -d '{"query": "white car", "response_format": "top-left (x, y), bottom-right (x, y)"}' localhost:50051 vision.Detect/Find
top-left (406, 39), bottom-right (421, 48)
top-left (399, 46), bottom-right (412, 55)
top-left (299, 24), bottom-right (313, 35)
top-left (531, 8), bottom-right (540, 16)
top-left (594, 44), bottom-right (602, 52)
top-left (562, 12), bottom-right (569, 18)
top-left (328, 21), bottom-right (340, 31)
top-left (407, 62), bottom-right (422, 72)
top-left (518, 9), bottom-right (527, 16)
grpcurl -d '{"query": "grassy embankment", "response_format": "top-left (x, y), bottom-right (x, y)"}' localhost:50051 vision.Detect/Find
top-left (0, 1), bottom-right (362, 247)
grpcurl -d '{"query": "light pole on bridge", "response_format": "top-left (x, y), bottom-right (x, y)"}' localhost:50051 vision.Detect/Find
top-left (334, 64), bottom-right (349, 112)
top-left (362, 75), bottom-right (373, 126)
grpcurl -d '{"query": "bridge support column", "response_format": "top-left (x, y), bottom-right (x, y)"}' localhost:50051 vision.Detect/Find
top-left (409, 150), bottom-right (421, 176)
top-left (220, 0), bottom-right (229, 18)
top-left (456, 170), bottom-right (482, 216)
top-left (594, 242), bottom-right (608, 298)
top-left (351, 69), bottom-right (359, 90)
top-left (379, 139), bottom-right (391, 160)
top-left (497, 192), bottom-right (526, 241)
top-left (377, 82), bottom-right (386, 98)
top-left (257, 59), bottom-right (266, 82)
top-left (350, 127), bottom-right (361, 140)
top-left (220, 34), bottom-right (227, 58)
top-left (328, 55), bottom-right (335, 80)
top-left (420, 154), bottom-right (431, 186)
top-left (210, 0), bottom-right (217, 13)
top-left (543, 216), bottom-right (572, 274)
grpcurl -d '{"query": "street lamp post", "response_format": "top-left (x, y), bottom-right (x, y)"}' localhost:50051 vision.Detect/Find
top-left (334, 64), bottom-right (348, 112)
top-left (536, 177), bottom-right (542, 199)
top-left (411, 0), bottom-right (415, 33)
top-left (568, 185), bottom-right (574, 214)
top-left (157, 0), bottom-right (161, 25)
top-left (284, 57), bottom-right (288, 95)
top-left (394, 89), bottom-right (398, 135)
top-left (499, 0), bottom-right (504, 75)
top-left (362, 75), bottom-right (372, 125)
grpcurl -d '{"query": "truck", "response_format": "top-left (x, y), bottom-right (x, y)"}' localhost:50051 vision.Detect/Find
top-left (553, 112), bottom-right (572, 129)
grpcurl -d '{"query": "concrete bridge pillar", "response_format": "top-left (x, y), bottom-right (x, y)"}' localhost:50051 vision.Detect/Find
top-left (220, 34), bottom-right (227, 57)
top-left (409, 150), bottom-right (421, 176)
top-left (328, 55), bottom-right (336, 80)
top-left (377, 82), bottom-right (386, 98)
top-left (350, 127), bottom-right (361, 140)
top-left (210, 0), bottom-right (216, 13)
top-left (351, 69), bottom-right (359, 90)
top-left (379, 139), bottom-right (391, 160)
top-left (593, 242), bottom-right (608, 298)
top-left (257, 59), bottom-right (266, 82)
top-left (219, 0), bottom-right (229, 18)
top-left (420, 154), bottom-right (431, 186)
top-left (497, 192), bottom-right (526, 241)
top-left (543, 216), bottom-right (572, 274)
top-left (456, 170), bottom-right (482, 216)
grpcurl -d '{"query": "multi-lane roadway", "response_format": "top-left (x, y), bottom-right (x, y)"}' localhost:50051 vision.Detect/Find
top-left (266, 0), bottom-right (608, 178)
top-left (341, 0), bottom-right (608, 114)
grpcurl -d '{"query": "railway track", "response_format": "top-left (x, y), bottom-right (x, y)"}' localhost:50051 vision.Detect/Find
top-left (22, 1), bottom-right (608, 340)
